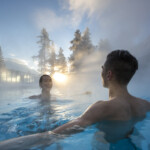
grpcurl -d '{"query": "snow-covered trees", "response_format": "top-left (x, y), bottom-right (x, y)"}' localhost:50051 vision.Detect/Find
top-left (48, 42), bottom-right (57, 74)
top-left (80, 28), bottom-right (93, 54)
top-left (33, 28), bottom-right (51, 74)
top-left (69, 28), bottom-right (94, 71)
top-left (33, 27), bottom-right (111, 74)
top-left (69, 29), bottom-right (82, 70)
top-left (56, 48), bottom-right (67, 73)
top-left (33, 28), bottom-right (67, 74)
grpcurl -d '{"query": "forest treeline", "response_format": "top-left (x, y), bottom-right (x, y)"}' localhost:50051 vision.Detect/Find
top-left (33, 28), bottom-right (111, 74)
top-left (0, 27), bottom-right (111, 74)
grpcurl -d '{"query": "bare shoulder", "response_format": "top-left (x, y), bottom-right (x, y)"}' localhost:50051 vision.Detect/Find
top-left (134, 97), bottom-right (150, 111)
top-left (136, 97), bottom-right (149, 103)
top-left (85, 100), bottom-right (110, 111)
top-left (29, 95), bottom-right (41, 99)
top-left (80, 100), bottom-right (111, 123)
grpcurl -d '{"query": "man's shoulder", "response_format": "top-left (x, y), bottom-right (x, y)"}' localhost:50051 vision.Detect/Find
top-left (93, 99), bottom-right (117, 107)
top-left (93, 99), bottom-right (128, 116)
top-left (81, 100), bottom-right (111, 123)
top-left (89, 100), bottom-right (112, 114)
top-left (92, 100), bottom-right (109, 107)
top-left (84, 99), bottom-right (125, 122)
top-left (133, 97), bottom-right (150, 111)
top-left (135, 97), bottom-right (149, 103)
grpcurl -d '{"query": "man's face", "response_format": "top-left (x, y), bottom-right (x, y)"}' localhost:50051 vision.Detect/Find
top-left (40, 76), bottom-right (52, 91)
top-left (101, 62), bottom-right (108, 88)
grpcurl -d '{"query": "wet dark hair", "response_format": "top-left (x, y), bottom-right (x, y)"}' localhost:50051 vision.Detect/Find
top-left (105, 50), bottom-right (138, 85)
top-left (39, 74), bottom-right (52, 87)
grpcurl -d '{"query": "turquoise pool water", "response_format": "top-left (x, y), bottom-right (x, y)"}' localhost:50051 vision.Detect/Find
top-left (0, 88), bottom-right (150, 150)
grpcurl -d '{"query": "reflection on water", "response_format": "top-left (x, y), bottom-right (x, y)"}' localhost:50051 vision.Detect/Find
top-left (0, 98), bottom-right (68, 141)
top-left (0, 88), bottom-right (77, 142)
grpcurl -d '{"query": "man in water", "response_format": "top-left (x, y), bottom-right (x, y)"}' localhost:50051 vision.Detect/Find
top-left (1, 50), bottom-right (150, 149)
top-left (52, 50), bottom-right (150, 134)
top-left (29, 75), bottom-right (53, 100)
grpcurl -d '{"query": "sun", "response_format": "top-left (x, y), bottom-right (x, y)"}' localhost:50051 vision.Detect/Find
top-left (52, 72), bottom-right (67, 83)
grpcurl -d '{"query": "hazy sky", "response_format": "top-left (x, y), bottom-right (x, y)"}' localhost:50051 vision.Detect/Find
top-left (0, 0), bottom-right (150, 69)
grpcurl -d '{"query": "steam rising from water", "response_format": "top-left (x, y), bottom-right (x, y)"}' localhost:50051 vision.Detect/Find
top-left (64, 0), bottom-right (150, 99)
top-left (53, 50), bottom-right (109, 100)
top-left (53, 49), bottom-right (150, 100)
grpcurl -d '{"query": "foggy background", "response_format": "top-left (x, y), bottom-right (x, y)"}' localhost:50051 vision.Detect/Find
top-left (0, 0), bottom-right (150, 100)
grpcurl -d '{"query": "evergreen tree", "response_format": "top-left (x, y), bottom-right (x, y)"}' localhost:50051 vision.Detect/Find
top-left (33, 28), bottom-right (51, 74)
top-left (80, 27), bottom-right (93, 54)
top-left (69, 29), bottom-right (82, 71)
top-left (57, 47), bottom-right (67, 73)
top-left (70, 29), bottom-right (81, 52)
top-left (69, 28), bottom-right (94, 71)
top-left (48, 42), bottom-right (57, 74)
top-left (0, 46), bottom-right (5, 72)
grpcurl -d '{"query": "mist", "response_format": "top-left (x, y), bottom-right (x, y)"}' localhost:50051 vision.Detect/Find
top-left (53, 46), bottom-right (150, 102)
top-left (61, 0), bottom-right (150, 99)
top-left (1, 0), bottom-right (150, 100)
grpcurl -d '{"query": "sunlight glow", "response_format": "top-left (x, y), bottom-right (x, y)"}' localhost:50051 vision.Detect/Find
top-left (53, 72), bottom-right (67, 83)
top-left (67, 63), bottom-right (71, 73)
top-left (54, 66), bottom-right (59, 71)
top-left (44, 72), bottom-right (51, 75)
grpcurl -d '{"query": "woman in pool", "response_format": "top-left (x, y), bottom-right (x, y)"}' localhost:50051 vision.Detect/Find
top-left (29, 74), bottom-right (53, 100)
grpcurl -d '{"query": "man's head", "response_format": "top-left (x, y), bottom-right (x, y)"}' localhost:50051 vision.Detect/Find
top-left (101, 50), bottom-right (138, 87)
top-left (39, 75), bottom-right (53, 91)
